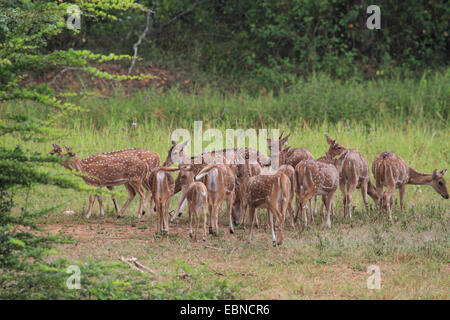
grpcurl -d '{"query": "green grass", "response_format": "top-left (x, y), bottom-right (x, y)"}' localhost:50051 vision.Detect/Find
top-left (2, 71), bottom-right (449, 128)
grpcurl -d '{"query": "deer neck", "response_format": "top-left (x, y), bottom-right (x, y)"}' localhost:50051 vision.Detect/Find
top-left (367, 180), bottom-right (378, 202)
top-left (408, 168), bottom-right (433, 186)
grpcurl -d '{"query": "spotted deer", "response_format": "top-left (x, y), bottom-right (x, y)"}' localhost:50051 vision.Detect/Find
top-left (235, 162), bottom-right (262, 227)
top-left (325, 136), bottom-right (379, 218)
top-left (172, 165), bottom-right (208, 241)
top-left (195, 164), bottom-right (236, 235)
top-left (50, 144), bottom-right (149, 218)
top-left (237, 164), bottom-right (290, 246)
top-left (165, 140), bottom-right (270, 224)
top-left (267, 133), bottom-right (315, 220)
top-left (295, 159), bottom-right (339, 228)
top-left (149, 166), bottom-right (180, 234)
top-left (372, 151), bottom-right (448, 220)
top-left (277, 164), bottom-right (296, 227)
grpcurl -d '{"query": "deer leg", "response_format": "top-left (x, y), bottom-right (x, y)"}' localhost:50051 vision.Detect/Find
top-left (97, 195), bottom-right (105, 217)
top-left (208, 203), bottom-right (213, 234)
top-left (227, 193), bottom-right (235, 234)
top-left (85, 194), bottom-right (96, 218)
top-left (214, 203), bottom-right (220, 235)
top-left (107, 186), bottom-right (119, 216)
top-left (268, 208), bottom-right (277, 246)
top-left (399, 184), bottom-right (406, 212)
top-left (325, 191), bottom-right (336, 228)
top-left (189, 206), bottom-right (193, 239)
top-left (202, 203), bottom-right (207, 242)
top-left (308, 199), bottom-right (314, 223)
top-left (340, 181), bottom-right (347, 218)
top-left (361, 181), bottom-right (369, 212)
top-left (165, 199), bottom-right (171, 234)
top-left (133, 183), bottom-right (146, 219)
top-left (117, 184), bottom-right (136, 218)
top-left (383, 185), bottom-right (395, 221)
top-left (247, 206), bottom-right (256, 242)
top-left (346, 179), bottom-right (358, 220)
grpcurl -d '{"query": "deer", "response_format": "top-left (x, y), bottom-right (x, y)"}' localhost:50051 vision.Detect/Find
top-left (235, 161), bottom-right (262, 227)
top-left (372, 151), bottom-right (448, 221)
top-left (325, 136), bottom-right (379, 219)
top-left (295, 159), bottom-right (339, 228)
top-left (49, 144), bottom-right (148, 218)
top-left (267, 133), bottom-right (315, 222)
top-left (277, 164), bottom-right (296, 227)
top-left (164, 139), bottom-right (270, 225)
top-left (236, 163), bottom-right (290, 246)
top-left (148, 166), bottom-right (180, 235)
top-left (195, 164), bottom-right (236, 235)
top-left (172, 165), bottom-right (208, 241)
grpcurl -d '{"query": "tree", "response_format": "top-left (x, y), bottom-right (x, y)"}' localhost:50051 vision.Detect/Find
top-left (0, 0), bottom-right (151, 298)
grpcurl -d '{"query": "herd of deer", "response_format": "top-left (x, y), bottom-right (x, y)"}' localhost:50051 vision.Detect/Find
top-left (50, 134), bottom-right (448, 246)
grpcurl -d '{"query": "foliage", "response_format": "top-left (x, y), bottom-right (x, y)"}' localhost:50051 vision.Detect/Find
top-left (0, 0), bottom-right (155, 299)
top-left (82, 0), bottom-right (450, 91)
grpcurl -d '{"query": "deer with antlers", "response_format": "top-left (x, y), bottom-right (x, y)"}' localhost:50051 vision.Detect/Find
top-left (172, 165), bottom-right (208, 241)
top-left (236, 163), bottom-right (290, 246)
top-left (195, 164), bottom-right (236, 235)
top-left (325, 136), bottom-right (379, 219)
top-left (372, 151), bottom-right (448, 220)
top-left (50, 144), bottom-right (149, 218)
top-left (295, 159), bottom-right (339, 228)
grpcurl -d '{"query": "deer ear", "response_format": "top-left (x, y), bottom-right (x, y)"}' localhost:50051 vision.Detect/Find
top-left (180, 140), bottom-right (190, 149)
top-left (326, 136), bottom-right (333, 145)
top-left (440, 168), bottom-right (447, 176)
top-left (281, 134), bottom-right (290, 145)
top-left (432, 169), bottom-right (438, 179)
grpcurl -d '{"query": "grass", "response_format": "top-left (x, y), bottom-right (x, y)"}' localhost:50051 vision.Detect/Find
top-left (1, 75), bottom-right (449, 299)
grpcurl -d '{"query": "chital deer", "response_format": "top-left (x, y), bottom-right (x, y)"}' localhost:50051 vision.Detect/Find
top-left (149, 166), bottom-right (180, 234)
top-left (235, 161), bottom-right (262, 227)
top-left (50, 144), bottom-right (148, 218)
top-left (172, 165), bottom-right (208, 241)
top-left (267, 133), bottom-right (315, 220)
top-left (237, 164), bottom-right (290, 246)
top-left (195, 164), bottom-right (236, 235)
top-left (165, 139), bottom-right (269, 224)
top-left (295, 159), bottom-right (339, 228)
top-left (277, 164), bottom-right (296, 227)
top-left (372, 151), bottom-right (448, 220)
top-left (325, 136), bottom-right (379, 218)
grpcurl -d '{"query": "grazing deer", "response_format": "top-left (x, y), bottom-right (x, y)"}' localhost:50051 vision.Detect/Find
top-left (372, 151), bottom-right (448, 220)
top-left (172, 165), bottom-right (208, 241)
top-left (325, 136), bottom-right (379, 218)
top-left (149, 166), bottom-right (180, 234)
top-left (237, 164), bottom-right (290, 246)
top-left (295, 159), bottom-right (339, 228)
top-left (50, 144), bottom-right (148, 218)
top-left (195, 164), bottom-right (236, 235)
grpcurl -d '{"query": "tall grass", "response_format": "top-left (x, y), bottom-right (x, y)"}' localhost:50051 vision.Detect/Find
top-left (2, 71), bottom-right (449, 129)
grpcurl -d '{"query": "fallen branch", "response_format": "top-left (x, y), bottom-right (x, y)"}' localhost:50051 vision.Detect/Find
top-left (120, 256), bottom-right (158, 276)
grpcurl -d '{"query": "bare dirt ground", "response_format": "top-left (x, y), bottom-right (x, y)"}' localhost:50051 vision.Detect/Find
top-left (37, 209), bottom-right (449, 299)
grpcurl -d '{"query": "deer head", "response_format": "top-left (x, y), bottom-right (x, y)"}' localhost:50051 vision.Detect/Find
top-left (49, 143), bottom-right (63, 155)
top-left (326, 136), bottom-right (346, 159)
top-left (163, 140), bottom-right (190, 166)
top-left (431, 169), bottom-right (449, 199)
